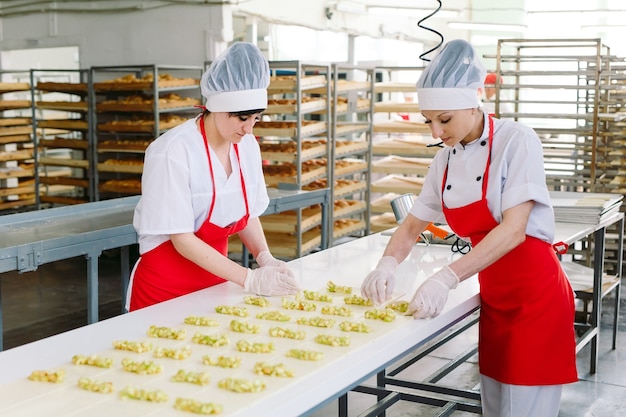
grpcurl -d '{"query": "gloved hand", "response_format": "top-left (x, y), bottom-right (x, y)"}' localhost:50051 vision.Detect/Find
top-left (256, 250), bottom-right (295, 279)
top-left (244, 266), bottom-right (300, 296)
top-left (408, 265), bottom-right (459, 319)
top-left (360, 256), bottom-right (398, 305)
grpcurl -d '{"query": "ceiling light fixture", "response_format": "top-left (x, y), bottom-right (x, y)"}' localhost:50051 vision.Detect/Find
top-left (448, 22), bottom-right (527, 32)
top-left (581, 24), bottom-right (626, 32)
top-left (368, 6), bottom-right (460, 19)
top-left (331, 1), bottom-right (367, 15)
top-left (527, 9), bottom-right (626, 18)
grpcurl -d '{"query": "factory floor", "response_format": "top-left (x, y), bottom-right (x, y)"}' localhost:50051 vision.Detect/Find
top-left (1, 250), bottom-right (625, 417)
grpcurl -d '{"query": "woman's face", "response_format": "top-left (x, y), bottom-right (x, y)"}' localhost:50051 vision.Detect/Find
top-left (213, 112), bottom-right (262, 144)
top-left (421, 109), bottom-right (480, 147)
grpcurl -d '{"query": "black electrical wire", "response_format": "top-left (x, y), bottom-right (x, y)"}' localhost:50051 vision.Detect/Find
top-left (417, 0), bottom-right (445, 62)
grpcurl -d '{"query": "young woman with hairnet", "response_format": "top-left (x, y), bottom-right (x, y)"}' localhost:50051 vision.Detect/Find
top-left (361, 39), bottom-right (577, 417)
top-left (128, 42), bottom-right (299, 311)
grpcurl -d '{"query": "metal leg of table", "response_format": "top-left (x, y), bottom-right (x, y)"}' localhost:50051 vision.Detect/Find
top-left (590, 226), bottom-right (606, 375)
top-left (321, 201), bottom-right (329, 250)
top-left (338, 393), bottom-right (348, 417)
top-left (613, 217), bottom-right (624, 350)
top-left (612, 282), bottom-right (621, 350)
top-left (86, 252), bottom-right (100, 324)
top-left (120, 246), bottom-right (130, 314)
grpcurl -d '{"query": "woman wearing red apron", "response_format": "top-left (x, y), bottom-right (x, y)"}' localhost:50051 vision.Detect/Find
top-left (128, 42), bottom-right (299, 311)
top-left (361, 40), bottom-right (577, 417)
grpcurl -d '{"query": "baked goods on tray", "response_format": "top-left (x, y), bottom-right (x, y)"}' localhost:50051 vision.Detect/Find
top-left (94, 73), bottom-right (200, 91)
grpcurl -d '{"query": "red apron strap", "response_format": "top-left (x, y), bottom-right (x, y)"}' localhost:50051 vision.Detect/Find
top-left (552, 241), bottom-right (569, 254)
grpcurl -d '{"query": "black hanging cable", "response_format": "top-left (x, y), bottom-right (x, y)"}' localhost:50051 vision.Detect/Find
top-left (417, 2), bottom-right (445, 147)
top-left (417, 0), bottom-right (445, 62)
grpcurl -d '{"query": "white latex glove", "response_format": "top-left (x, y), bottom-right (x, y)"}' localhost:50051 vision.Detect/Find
top-left (256, 250), bottom-right (295, 279)
top-left (244, 266), bottom-right (300, 296)
top-left (408, 265), bottom-right (459, 319)
top-left (360, 256), bottom-right (398, 305)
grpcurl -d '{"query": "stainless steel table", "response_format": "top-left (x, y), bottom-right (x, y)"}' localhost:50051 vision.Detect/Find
top-left (0, 196), bottom-right (139, 349)
top-left (0, 187), bottom-right (331, 350)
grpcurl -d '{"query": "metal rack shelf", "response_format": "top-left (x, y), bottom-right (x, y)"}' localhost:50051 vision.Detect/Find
top-left (89, 64), bottom-right (203, 201)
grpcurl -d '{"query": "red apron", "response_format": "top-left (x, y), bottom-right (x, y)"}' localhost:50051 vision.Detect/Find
top-left (442, 116), bottom-right (577, 385)
top-left (129, 116), bottom-right (250, 311)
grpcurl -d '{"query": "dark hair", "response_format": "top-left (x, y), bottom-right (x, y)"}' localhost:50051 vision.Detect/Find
top-left (198, 108), bottom-right (265, 118)
top-left (229, 108), bottom-right (265, 117)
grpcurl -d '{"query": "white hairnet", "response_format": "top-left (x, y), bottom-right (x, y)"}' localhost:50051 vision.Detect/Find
top-left (201, 42), bottom-right (270, 112)
top-left (416, 39), bottom-right (486, 110)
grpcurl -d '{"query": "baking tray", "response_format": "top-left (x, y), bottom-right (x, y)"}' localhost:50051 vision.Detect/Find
top-left (254, 121), bottom-right (327, 138)
top-left (96, 99), bottom-right (201, 112)
top-left (0, 100), bottom-right (31, 111)
top-left (260, 142), bottom-right (328, 163)
top-left (265, 99), bottom-right (327, 115)
top-left (334, 159), bottom-right (368, 177)
top-left (230, 228), bottom-right (323, 257)
top-left (0, 82), bottom-right (30, 93)
top-left (36, 82), bottom-right (89, 94)
top-left (98, 118), bottom-right (186, 133)
top-left (99, 180), bottom-right (142, 195)
top-left (37, 119), bottom-right (89, 130)
top-left (370, 212), bottom-right (399, 233)
top-left (372, 138), bottom-right (441, 157)
top-left (268, 75), bottom-right (328, 93)
top-left (93, 78), bottom-right (199, 92)
top-left (370, 193), bottom-right (401, 214)
top-left (0, 164), bottom-right (34, 180)
top-left (98, 140), bottom-right (152, 153)
top-left (308, 80), bottom-right (371, 95)
top-left (39, 176), bottom-right (90, 189)
top-left (371, 174), bottom-right (425, 195)
top-left (0, 196), bottom-right (36, 210)
top-left (335, 98), bottom-right (371, 114)
top-left (36, 101), bottom-right (88, 112)
top-left (0, 149), bottom-right (33, 162)
top-left (97, 161), bottom-right (144, 174)
top-left (264, 165), bottom-right (327, 187)
top-left (39, 138), bottom-right (89, 150)
top-left (334, 123), bottom-right (370, 136)
top-left (374, 120), bottom-right (431, 134)
top-left (38, 157), bottom-right (89, 169)
top-left (303, 179), bottom-right (366, 199)
top-left (0, 135), bottom-right (31, 145)
top-left (0, 117), bottom-right (31, 127)
top-left (374, 101), bottom-right (420, 113)
top-left (333, 200), bottom-right (367, 219)
top-left (0, 182), bottom-right (35, 198)
top-left (372, 155), bottom-right (432, 175)
top-left (260, 206), bottom-right (322, 233)
top-left (334, 141), bottom-right (369, 158)
top-left (374, 82), bottom-right (416, 93)
top-left (333, 219), bottom-right (366, 240)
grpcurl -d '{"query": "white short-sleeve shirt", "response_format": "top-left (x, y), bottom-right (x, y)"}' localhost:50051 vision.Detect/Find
top-left (133, 118), bottom-right (269, 254)
top-left (410, 113), bottom-right (555, 243)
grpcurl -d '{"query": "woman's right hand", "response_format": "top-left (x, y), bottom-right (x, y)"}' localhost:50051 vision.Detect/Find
top-left (360, 256), bottom-right (398, 305)
top-left (244, 266), bottom-right (300, 296)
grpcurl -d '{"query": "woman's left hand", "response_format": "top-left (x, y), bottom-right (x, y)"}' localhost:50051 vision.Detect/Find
top-left (407, 266), bottom-right (459, 319)
top-left (244, 266), bottom-right (300, 296)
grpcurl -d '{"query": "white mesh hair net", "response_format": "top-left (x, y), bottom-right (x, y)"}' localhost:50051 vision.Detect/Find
top-left (416, 39), bottom-right (486, 90)
top-left (201, 42), bottom-right (270, 112)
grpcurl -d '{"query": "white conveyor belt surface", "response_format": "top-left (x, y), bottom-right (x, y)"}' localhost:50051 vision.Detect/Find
top-left (0, 233), bottom-right (480, 417)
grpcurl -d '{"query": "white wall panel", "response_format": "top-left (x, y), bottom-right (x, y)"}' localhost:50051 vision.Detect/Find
top-left (0, 5), bottom-right (222, 67)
